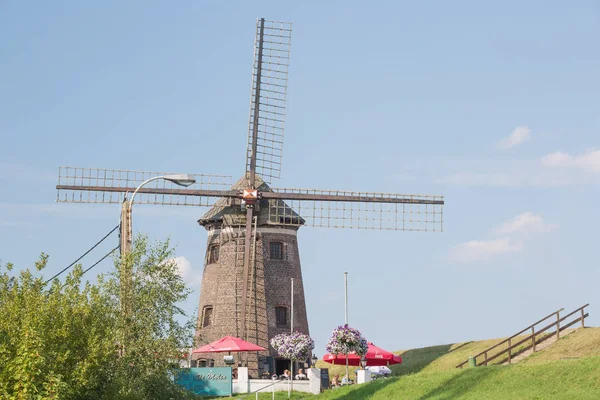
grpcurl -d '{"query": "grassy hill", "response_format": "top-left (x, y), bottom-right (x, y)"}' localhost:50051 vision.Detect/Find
top-left (315, 327), bottom-right (600, 380)
top-left (256, 327), bottom-right (600, 399)
top-left (313, 356), bottom-right (600, 399)
top-left (521, 327), bottom-right (600, 364)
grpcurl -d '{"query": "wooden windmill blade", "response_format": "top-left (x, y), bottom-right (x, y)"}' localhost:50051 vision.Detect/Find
top-left (56, 167), bottom-right (235, 207)
top-left (238, 18), bottom-right (292, 341)
top-left (245, 18), bottom-right (292, 185)
top-left (263, 188), bottom-right (445, 231)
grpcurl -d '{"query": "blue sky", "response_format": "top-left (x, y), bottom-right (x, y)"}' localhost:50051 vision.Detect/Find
top-left (1, 1), bottom-right (599, 356)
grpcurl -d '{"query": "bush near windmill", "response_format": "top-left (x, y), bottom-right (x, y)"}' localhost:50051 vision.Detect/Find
top-left (0, 237), bottom-right (198, 400)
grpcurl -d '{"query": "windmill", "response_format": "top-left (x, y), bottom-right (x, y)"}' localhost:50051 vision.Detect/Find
top-left (56, 18), bottom-right (444, 375)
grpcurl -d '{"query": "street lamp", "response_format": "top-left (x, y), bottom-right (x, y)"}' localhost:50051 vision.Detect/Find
top-left (311, 354), bottom-right (318, 368)
top-left (124, 174), bottom-right (197, 252)
top-left (360, 356), bottom-right (367, 369)
top-left (130, 174), bottom-right (196, 205)
top-left (119, 173), bottom-right (196, 356)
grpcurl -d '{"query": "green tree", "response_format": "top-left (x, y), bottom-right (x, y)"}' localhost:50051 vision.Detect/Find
top-left (105, 236), bottom-right (196, 399)
top-left (0, 236), bottom-right (198, 400)
top-left (0, 255), bottom-right (116, 399)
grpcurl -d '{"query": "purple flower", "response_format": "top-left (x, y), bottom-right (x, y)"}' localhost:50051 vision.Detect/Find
top-left (325, 324), bottom-right (368, 356)
top-left (270, 332), bottom-right (315, 360)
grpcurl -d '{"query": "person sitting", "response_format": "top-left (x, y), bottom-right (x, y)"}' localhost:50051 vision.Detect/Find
top-left (295, 368), bottom-right (307, 380)
top-left (280, 369), bottom-right (291, 380)
top-left (341, 374), bottom-right (354, 385)
top-left (261, 370), bottom-right (271, 380)
top-left (330, 374), bottom-right (340, 388)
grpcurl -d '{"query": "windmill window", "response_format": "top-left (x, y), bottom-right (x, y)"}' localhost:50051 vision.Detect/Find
top-left (208, 244), bottom-right (219, 264)
top-left (270, 242), bottom-right (284, 260)
top-left (203, 306), bottom-right (213, 327)
top-left (275, 306), bottom-right (287, 326)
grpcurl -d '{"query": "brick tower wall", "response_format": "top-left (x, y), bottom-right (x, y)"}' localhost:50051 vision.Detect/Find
top-left (195, 225), bottom-right (309, 377)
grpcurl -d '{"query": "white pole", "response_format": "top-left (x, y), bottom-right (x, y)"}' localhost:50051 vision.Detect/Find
top-left (344, 272), bottom-right (348, 324)
top-left (344, 272), bottom-right (349, 381)
top-left (291, 278), bottom-right (294, 333)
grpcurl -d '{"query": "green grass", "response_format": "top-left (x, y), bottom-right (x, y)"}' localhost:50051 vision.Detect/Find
top-left (254, 357), bottom-right (600, 399)
top-left (315, 335), bottom-right (532, 380)
top-left (252, 327), bottom-right (600, 399)
top-left (317, 328), bottom-right (600, 380)
top-left (522, 327), bottom-right (600, 364)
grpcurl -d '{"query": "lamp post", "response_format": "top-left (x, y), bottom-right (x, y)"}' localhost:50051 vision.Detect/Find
top-left (360, 356), bottom-right (367, 369)
top-left (311, 354), bottom-right (318, 368)
top-left (119, 173), bottom-right (196, 355)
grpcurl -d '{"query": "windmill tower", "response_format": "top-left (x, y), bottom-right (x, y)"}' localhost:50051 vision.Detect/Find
top-left (56, 18), bottom-right (444, 377)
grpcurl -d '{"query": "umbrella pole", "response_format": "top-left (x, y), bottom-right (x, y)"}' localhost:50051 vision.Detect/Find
top-left (346, 353), bottom-right (349, 383)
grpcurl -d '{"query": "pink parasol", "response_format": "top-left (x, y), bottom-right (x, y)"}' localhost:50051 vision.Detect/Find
top-left (322, 342), bottom-right (402, 366)
top-left (192, 335), bottom-right (266, 353)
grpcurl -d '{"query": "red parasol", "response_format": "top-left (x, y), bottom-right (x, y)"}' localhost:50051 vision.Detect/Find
top-left (322, 342), bottom-right (402, 366)
top-left (192, 335), bottom-right (266, 353)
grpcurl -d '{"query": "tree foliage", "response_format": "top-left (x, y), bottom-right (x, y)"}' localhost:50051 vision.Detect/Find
top-left (0, 236), bottom-right (198, 399)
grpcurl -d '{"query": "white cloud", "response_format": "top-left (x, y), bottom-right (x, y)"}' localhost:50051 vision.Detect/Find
top-left (449, 238), bottom-right (524, 263)
top-left (494, 212), bottom-right (557, 235)
top-left (497, 126), bottom-right (531, 149)
top-left (170, 256), bottom-right (202, 285)
top-left (449, 212), bottom-right (556, 264)
top-left (442, 172), bottom-right (528, 187)
top-left (439, 170), bottom-right (588, 187)
top-left (540, 149), bottom-right (600, 173)
top-left (438, 155), bottom-right (598, 187)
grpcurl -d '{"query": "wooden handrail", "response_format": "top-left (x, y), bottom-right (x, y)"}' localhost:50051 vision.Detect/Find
top-left (483, 312), bottom-right (589, 366)
top-left (455, 307), bottom-right (563, 368)
top-left (456, 304), bottom-right (589, 368)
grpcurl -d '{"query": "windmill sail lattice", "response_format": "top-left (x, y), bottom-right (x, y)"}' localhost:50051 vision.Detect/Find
top-left (266, 189), bottom-right (443, 231)
top-left (245, 19), bottom-right (292, 184)
top-left (56, 167), bottom-right (232, 206)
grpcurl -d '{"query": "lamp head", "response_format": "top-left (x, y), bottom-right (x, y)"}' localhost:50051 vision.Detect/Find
top-left (311, 353), bottom-right (318, 367)
top-left (163, 174), bottom-right (196, 187)
top-left (360, 356), bottom-right (367, 369)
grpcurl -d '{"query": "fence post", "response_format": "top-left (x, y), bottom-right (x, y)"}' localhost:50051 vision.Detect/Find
top-left (531, 327), bottom-right (536, 352)
top-left (508, 338), bottom-right (511, 364)
top-left (581, 308), bottom-right (585, 328)
top-left (484, 351), bottom-right (488, 366)
top-left (556, 311), bottom-right (560, 340)
top-left (468, 356), bottom-right (476, 368)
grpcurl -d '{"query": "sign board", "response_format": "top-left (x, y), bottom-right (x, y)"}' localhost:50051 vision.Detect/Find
top-left (175, 367), bottom-right (232, 397)
top-left (320, 368), bottom-right (330, 390)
